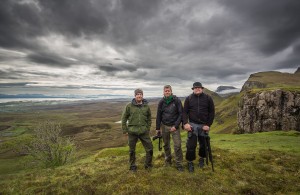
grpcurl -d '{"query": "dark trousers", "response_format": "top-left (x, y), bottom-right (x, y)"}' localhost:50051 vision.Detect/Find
top-left (186, 133), bottom-right (206, 161)
top-left (128, 133), bottom-right (153, 168)
top-left (161, 124), bottom-right (183, 167)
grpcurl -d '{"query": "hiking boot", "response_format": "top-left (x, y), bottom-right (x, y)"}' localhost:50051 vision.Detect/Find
top-left (177, 166), bottom-right (184, 172)
top-left (188, 161), bottom-right (194, 172)
top-left (199, 158), bottom-right (205, 168)
top-left (129, 166), bottom-right (137, 172)
top-left (145, 164), bottom-right (153, 170)
top-left (164, 161), bottom-right (172, 167)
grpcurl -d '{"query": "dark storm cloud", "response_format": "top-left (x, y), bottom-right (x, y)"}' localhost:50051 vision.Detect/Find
top-left (98, 62), bottom-right (138, 73)
top-left (0, 68), bottom-right (61, 80)
top-left (98, 65), bottom-right (120, 72)
top-left (220, 0), bottom-right (300, 55)
top-left (0, 70), bottom-right (19, 79)
top-left (0, 0), bottom-right (162, 49)
top-left (106, 0), bottom-right (162, 45)
top-left (38, 0), bottom-right (109, 37)
top-left (0, 0), bottom-right (109, 49)
top-left (0, 0), bottom-right (43, 49)
top-left (27, 52), bottom-right (76, 67)
top-left (0, 0), bottom-right (163, 68)
top-left (276, 42), bottom-right (300, 68)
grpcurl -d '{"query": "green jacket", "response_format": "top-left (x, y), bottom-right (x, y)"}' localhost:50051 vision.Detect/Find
top-left (121, 98), bottom-right (152, 135)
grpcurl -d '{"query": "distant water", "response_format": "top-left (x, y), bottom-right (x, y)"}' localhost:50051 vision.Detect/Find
top-left (0, 98), bottom-right (83, 103)
top-left (0, 97), bottom-right (130, 103)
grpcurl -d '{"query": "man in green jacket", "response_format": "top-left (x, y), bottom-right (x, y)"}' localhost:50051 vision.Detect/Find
top-left (122, 88), bottom-right (153, 171)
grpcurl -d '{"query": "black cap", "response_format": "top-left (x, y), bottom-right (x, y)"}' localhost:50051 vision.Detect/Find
top-left (192, 82), bottom-right (204, 89)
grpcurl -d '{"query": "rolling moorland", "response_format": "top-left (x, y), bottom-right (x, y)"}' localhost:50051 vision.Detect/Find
top-left (0, 71), bottom-right (300, 194)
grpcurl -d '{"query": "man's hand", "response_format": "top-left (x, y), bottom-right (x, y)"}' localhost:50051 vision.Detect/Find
top-left (184, 123), bottom-right (192, 131)
top-left (170, 126), bottom-right (176, 132)
top-left (203, 125), bottom-right (210, 131)
top-left (156, 130), bottom-right (161, 135)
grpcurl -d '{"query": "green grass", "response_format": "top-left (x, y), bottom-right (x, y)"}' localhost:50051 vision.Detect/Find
top-left (211, 93), bottom-right (241, 134)
top-left (211, 130), bottom-right (300, 155)
top-left (248, 71), bottom-right (300, 87)
top-left (0, 131), bottom-right (299, 194)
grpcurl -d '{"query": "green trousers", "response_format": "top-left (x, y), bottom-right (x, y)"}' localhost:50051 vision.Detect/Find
top-left (161, 124), bottom-right (183, 167)
top-left (128, 132), bottom-right (153, 168)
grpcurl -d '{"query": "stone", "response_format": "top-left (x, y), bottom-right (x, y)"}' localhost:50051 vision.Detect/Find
top-left (238, 90), bottom-right (300, 133)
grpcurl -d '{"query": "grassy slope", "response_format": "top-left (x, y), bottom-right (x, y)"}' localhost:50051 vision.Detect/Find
top-left (246, 71), bottom-right (300, 91)
top-left (0, 131), bottom-right (299, 194)
top-left (211, 93), bottom-right (241, 134)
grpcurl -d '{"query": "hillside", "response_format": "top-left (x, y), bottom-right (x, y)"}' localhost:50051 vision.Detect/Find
top-left (241, 70), bottom-right (300, 91)
top-left (0, 82), bottom-right (299, 194)
top-left (211, 93), bottom-right (241, 134)
top-left (0, 131), bottom-right (299, 194)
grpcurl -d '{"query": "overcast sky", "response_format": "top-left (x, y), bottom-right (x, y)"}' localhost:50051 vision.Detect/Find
top-left (0, 0), bottom-right (299, 97)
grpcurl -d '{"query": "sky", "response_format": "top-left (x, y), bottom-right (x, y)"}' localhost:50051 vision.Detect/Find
top-left (0, 0), bottom-right (300, 98)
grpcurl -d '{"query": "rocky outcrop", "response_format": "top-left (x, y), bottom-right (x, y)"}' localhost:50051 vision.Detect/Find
top-left (241, 81), bottom-right (266, 91)
top-left (237, 89), bottom-right (300, 133)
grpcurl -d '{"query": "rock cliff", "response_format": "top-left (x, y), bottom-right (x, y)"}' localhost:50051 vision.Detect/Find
top-left (237, 89), bottom-right (300, 133)
top-left (241, 80), bottom-right (267, 91)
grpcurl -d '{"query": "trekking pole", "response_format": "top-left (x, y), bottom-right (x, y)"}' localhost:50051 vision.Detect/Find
top-left (206, 135), bottom-right (214, 172)
top-left (203, 134), bottom-right (209, 166)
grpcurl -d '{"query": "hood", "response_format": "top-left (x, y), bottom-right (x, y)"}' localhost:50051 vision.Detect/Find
top-left (131, 98), bottom-right (148, 106)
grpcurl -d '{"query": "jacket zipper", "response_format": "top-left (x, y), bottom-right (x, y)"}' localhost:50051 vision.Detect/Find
top-left (197, 95), bottom-right (199, 115)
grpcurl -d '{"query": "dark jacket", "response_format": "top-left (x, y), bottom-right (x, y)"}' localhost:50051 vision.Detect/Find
top-left (182, 93), bottom-right (215, 126)
top-left (121, 98), bottom-right (151, 135)
top-left (156, 95), bottom-right (183, 130)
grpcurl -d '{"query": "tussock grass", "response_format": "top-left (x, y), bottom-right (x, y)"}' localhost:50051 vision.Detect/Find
top-left (0, 131), bottom-right (299, 194)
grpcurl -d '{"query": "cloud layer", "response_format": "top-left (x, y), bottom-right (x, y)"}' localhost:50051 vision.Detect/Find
top-left (0, 0), bottom-right (299, 96)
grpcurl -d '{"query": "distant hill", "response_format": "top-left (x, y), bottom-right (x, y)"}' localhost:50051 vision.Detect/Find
top-left (241, 69), bottom-right (300, 91)
top-left (215, 86), bottom-right (240, 97)
top-left (203, 88), bottom-right (224, 105)
top-left (215, 86), bottom-right (237, 93)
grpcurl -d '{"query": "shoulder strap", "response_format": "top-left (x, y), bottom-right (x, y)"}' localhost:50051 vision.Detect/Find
top-left (188, 94), bottom-right (193, 101)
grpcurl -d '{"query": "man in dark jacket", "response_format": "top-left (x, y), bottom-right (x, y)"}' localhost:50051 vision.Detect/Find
top-left (122, 88), bottom-right (153, 171)
top-left (183, 82), bottom-right (215, 172)
top-left (156, 85), bottom-right (183, 171)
